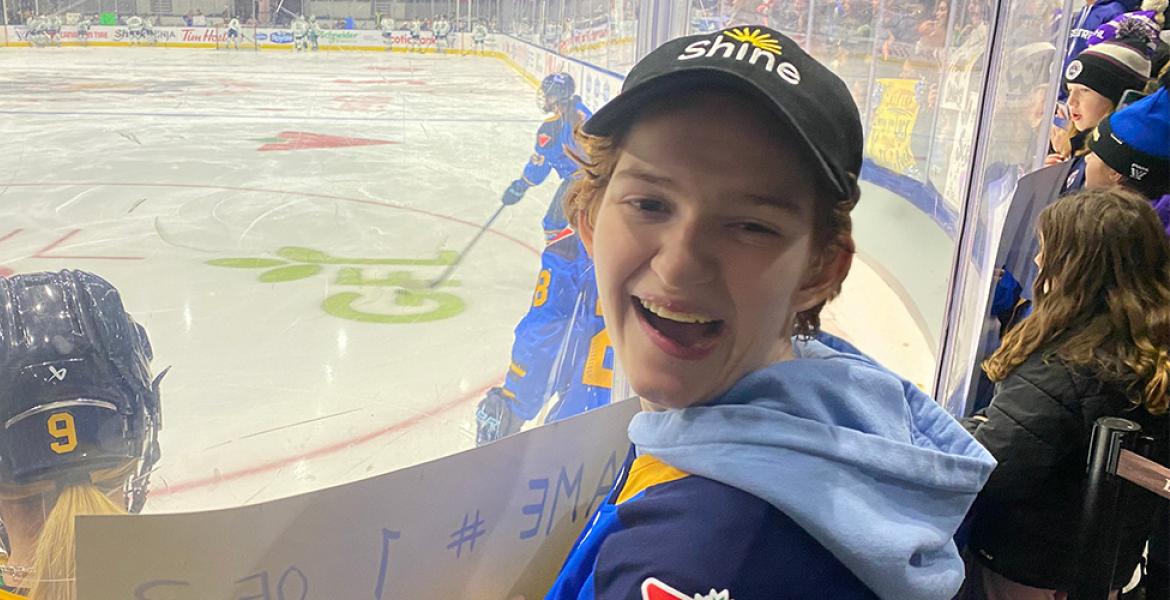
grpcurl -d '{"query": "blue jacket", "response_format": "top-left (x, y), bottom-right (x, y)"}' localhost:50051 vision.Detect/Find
top-left (521, 98), bottom-right (593, 186)
top-left (546, 337), bottom-right (996, 600)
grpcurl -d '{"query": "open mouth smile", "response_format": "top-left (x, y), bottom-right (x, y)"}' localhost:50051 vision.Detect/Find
top-left (633, 295), bottom-right (725, 360)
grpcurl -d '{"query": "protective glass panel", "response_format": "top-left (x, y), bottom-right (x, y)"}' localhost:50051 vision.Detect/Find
top-left (679, 0), bottom-right (1003, 390)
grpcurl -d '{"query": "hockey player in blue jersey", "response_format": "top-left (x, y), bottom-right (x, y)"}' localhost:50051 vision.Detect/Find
top-left (501, 73), bottom-right (593, 242)
top-left (475, 231), bottom-right (612, 445)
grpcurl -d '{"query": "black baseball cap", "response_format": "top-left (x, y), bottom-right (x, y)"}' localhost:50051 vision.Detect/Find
top-left (584, 26), bottom-right (864, 200)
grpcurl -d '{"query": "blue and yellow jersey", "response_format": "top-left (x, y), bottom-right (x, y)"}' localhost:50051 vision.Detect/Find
top-left (521, 98), bottom-right (593, 187)
top-left (503, 234), bottom-right (612, 422)
top-left (546, 448), bottom-right (879, 600)
top-left (0, 586), bottom-right (28, 599)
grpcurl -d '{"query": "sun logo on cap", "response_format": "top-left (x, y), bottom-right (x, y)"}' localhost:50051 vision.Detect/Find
top-left (725, 27), bottom-right (782, 55)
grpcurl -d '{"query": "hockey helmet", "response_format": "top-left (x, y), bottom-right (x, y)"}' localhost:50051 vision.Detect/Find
top-left (540, 72), bottom-right (575, 111)
top-left (0, 270), bottom-right (163, 512)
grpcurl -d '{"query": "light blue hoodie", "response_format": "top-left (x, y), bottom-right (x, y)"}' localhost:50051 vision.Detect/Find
top-left (628, 336), bottom-right (996, 600)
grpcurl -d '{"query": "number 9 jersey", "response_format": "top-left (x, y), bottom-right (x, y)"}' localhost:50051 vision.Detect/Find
top-left (502, 233), bottom-right (613, 424)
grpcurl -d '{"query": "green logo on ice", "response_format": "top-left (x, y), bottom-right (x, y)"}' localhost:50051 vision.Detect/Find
top-left (208, 246), bottom-right (467, 324)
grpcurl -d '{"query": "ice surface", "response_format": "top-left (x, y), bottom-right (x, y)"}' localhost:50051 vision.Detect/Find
top-left (0, 47), bottom-right (554, 511)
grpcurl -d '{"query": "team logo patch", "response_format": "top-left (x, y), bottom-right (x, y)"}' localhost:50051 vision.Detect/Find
top-left (1131, 164), bottom-right (1150, 180)
top-left (537, 133), bottom-right (552, 147)
top-left (724, 27), bottom-right (782, 54)
top-left (1065, 60), bottom-right (1083, 81)
top-left (641, 577), bottom-right (733, 600)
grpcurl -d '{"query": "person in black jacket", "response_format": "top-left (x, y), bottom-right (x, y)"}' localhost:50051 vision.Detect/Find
top-left (962, 187), bottom-right (1170, 600)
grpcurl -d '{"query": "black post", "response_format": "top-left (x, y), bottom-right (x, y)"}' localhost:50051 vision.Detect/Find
top-left (1070, 417), bottom-right (1141, 600)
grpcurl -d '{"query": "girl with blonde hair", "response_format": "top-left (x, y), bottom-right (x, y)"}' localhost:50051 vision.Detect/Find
top-left (0, 270), bottom-right (163, 600)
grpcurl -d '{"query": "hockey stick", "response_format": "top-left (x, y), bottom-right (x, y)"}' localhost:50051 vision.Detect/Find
top-left (427, 203), bottom-right (506, 289)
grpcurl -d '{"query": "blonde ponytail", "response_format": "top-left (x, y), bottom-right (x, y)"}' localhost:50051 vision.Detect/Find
top-left (0, 462), bottom-right (136, 600)
top-left (25, 482), bottom-right (126, 600)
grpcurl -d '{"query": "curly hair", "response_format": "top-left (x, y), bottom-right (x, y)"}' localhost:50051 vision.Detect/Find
top-left (561, 101), bottom-right (859, 339)
top-left (983, 187), bottom-right (1170, 414)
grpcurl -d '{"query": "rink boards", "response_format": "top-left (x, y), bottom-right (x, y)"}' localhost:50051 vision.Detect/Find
top-left (3, 25), bottom-right (484, 51)
top-left (1, 25), bottom-right (627, 111)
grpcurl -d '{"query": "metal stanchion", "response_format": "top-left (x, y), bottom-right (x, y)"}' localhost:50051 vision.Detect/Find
top-left (1070, 417), bottom-right (1142, 600)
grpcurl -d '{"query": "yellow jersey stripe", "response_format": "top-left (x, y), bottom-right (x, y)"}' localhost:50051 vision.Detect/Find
top-left (616, 454), bottom-right (689, 505)
top-left (0, 588), bottom-right (29, 599)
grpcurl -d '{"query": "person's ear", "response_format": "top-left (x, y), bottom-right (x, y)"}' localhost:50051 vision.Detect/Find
top-left (792, 237), bottom-right (854, 313)
top-left (576, 206), bottom-right (595, 258)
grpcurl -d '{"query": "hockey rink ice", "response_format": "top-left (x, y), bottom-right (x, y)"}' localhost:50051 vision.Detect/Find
top-left (0, 46), bottom-right (933, 512)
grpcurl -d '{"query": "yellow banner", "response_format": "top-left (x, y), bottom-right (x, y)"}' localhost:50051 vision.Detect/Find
top-left (868, 78), bottom-right (921, 174)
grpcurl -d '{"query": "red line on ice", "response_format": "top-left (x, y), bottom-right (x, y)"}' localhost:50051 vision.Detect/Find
top-left (154, 380), bottom-right (495, 497)
top-left (0, 229), bottom-right (23, 245)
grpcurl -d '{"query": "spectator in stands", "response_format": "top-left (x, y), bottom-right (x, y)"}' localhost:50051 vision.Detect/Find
top-left (916, 0), bottom-right (950, 54)
top-left (1084, 84), bottom-right (1170, 203)
top-left (192, 9), bottom-right (206, 26)
top-left (962, 186), bottom-right (1170, 600)
top-left (1052, 0), bottom-right (1141, 152)
top-left (1047, 30), bottom-right (1154, 191)
top-left (182, 10), bottom-right (193, 26)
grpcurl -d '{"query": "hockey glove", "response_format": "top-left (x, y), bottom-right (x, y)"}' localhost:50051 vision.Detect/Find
top-left (501, 179), bottom-right (529, 206)
top-left (475, 387), bottom-right (524, 446)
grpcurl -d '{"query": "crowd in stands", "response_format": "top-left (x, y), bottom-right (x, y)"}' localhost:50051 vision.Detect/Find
top-left (972, 1), bottom-right (1170, 598)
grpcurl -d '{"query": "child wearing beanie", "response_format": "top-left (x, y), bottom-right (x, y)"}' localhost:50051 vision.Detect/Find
top-left (1085, 85), bottom-right (1170, 226)
top-left (1051, 29), bottom-right (1155, 190)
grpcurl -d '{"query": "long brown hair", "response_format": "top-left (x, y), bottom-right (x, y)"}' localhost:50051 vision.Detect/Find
top-left (983, 188), bottom-right (1170, 414)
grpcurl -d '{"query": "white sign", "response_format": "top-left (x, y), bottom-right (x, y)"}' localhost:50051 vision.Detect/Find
top-left (77, 398), bottom-right (640, 599)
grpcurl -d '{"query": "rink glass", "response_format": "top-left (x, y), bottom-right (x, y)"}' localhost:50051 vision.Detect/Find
top-left (1, 0), bottom-right (1065, 508)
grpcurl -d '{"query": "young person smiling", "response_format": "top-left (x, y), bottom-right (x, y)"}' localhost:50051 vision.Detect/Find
top-left (540, 26), bottom-right (996, 600)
